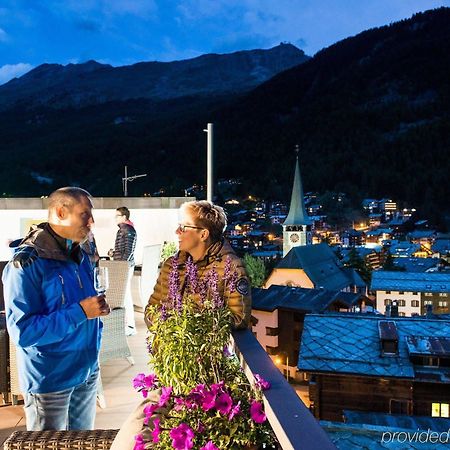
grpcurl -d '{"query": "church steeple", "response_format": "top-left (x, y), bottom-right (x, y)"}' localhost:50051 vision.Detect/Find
top-left (283, 145), bottom-right (312, 256)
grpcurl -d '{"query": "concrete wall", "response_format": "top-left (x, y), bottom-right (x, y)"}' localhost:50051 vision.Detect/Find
top-left (0, 197), bottom-right (192, 263)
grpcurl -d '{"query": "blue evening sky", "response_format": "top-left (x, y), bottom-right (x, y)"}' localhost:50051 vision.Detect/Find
top-left (0, 0), bottom-right (448, 84)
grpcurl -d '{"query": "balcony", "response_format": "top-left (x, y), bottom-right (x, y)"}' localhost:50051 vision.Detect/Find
top-left (1, 313), bottom-right (335, 449)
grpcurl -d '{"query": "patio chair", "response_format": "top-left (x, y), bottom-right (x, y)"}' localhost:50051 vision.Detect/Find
top-left (3, 429), bottom-right (119, 449)
top-left (97, 260), bottom-right (135, 408)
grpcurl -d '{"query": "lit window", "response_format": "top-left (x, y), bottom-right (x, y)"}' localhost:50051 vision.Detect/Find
top-left (439, 293), bottom-right (448, 297)
top-left (438, 301), bottom-right (448, 307)
top-left (432, 403), bottom-right (449, 418)
top-left (424, 293), bottom-right (433, 297)
top-left (399, 312), bottom-right (406, 317)
top-left (424, 300), bottom-right (433, 305)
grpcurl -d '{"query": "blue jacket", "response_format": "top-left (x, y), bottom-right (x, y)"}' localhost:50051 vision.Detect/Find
top-left (3, 223), bottom-right (102, 393)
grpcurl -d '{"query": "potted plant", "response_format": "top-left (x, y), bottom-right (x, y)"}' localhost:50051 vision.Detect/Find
top-left (132, 256), bottom-right (277, 449)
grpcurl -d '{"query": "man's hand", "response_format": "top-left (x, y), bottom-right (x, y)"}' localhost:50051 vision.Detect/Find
top-left (80, 294), bottom-right (111, 319)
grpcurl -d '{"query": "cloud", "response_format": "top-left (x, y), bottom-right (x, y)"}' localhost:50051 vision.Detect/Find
top-left (0, 27), bottom-right (8, 42)
top-left (0, 63), bottom-right (34, 85)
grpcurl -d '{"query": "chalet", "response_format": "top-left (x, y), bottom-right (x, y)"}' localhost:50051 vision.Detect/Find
top-left (252, 285), bottom-right (368, 382)
top-left (298, 314), bottom-right (450, 421)
top-left (371, 271), bottom-right (450, 316)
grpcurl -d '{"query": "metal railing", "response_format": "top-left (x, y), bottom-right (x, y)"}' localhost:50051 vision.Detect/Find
top-left (232, 329), bottom-right (336, 450)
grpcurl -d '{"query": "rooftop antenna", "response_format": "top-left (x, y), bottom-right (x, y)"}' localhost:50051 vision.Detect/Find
top-left (122, 165), bottom-right (147, 197)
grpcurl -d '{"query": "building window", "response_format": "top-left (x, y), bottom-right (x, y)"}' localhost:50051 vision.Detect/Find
top-left (412, 292), bottom-right (418, 295)
top-left (439, 293), bottom-right (448, 297)
top-left (398, 300), bottom-right (406, 307)
top-left (399, 312), bottom-right (406, 317)
top-left (266, 346), bottom-right (278, 355)
top-left (266, 327), bottom-right (279, 336)
top-left (385, 291), bottom-right (391, 294)
top-left (384, 299), bottom-right (390, 306)
top-left (399, 291), bottom-right (404, 295)
top-left (411, 300), bottom-right (419, 308)
top-left (423, 357), bottom-right (439, 367)
top-left (424, 300), bottom-right (433, 305)
top-left (438, 301), bottom-right (448, 307)
top-left (390, 399), bottom-right (411, 415)
top-left (432, 403), bottom-right (449, 418)
top-left (424, 293), bottom-right (433, 297)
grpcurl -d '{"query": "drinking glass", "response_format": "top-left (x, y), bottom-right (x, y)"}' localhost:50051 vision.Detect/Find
top-left (94, 266), bottom-right (109, 294)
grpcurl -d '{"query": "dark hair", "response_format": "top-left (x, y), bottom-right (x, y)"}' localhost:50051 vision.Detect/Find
top-left (48, 187), bottom-right (93, 211)
top-left (116, 206), bottom-right (130, 220)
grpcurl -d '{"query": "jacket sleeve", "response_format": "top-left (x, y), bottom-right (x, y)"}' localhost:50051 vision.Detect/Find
top-left (3, 260), bottom-right (87, 348)
top-left (226, 259), bottom-right (252, 330)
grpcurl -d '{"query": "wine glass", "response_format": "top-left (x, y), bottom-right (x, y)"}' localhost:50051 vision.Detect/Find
top-left (94, 266), bottom-right (109, 294)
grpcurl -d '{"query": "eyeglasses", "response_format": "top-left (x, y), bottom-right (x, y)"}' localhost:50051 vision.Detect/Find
top-left (177, 224), bottom-right (204, 233)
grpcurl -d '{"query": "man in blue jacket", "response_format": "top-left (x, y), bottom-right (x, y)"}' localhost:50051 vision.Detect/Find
top-left (3, 187), bottom-right (110, 431)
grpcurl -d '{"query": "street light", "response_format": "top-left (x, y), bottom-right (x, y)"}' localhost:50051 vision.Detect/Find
top-left (275, 351), bottom-right (290, 382)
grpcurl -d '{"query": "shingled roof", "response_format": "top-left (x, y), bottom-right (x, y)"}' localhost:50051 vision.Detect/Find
top-left (298, 314), bottom-right (450, 380)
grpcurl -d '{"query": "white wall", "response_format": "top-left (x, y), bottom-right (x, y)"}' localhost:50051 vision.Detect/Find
top-left (0, 198), bottom-right (189, 263)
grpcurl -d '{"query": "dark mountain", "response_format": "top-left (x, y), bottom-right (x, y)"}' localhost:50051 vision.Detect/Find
top-left (0, 43), bottom-right (308, 110)
top-left (0, 8), bottom-right (449, 228)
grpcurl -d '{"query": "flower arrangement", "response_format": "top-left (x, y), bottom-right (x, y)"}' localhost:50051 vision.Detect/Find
top-left (134, 256), bottom-right (277, 449)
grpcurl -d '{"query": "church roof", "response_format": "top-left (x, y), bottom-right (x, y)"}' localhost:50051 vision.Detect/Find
top-left (283, 157), bottom-right (311, 226)
top-left (276, 243), bottom-right (366, 291)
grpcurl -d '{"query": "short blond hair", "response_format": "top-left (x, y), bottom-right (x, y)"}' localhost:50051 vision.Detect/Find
top-left (181, 201), bottom-right (227, 242)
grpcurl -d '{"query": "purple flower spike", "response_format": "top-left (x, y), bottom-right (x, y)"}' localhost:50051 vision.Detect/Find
top-left (169, 423), bottom-right (195, 450)
top-left (185, 256), bottom-right (199, 294)
top-left (200, 442), bottom-right (220, 450)
top-left (250, 400), bottom-right (267, 423)
top-left (168, 256), bottom-right (180, 307)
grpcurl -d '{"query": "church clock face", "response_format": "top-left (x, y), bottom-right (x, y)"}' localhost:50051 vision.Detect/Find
top-left (290, 233), bottom-right (299, 243)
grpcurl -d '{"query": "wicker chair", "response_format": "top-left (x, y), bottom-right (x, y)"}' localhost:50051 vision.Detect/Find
top-left (97, 260), bottom-right (135, 408)
top-left (0, 313), bottom-right (9, 404)
top-left (3, 429), bottom-right (119, 450)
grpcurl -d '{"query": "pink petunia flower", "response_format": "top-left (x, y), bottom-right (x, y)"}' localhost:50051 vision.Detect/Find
top-left (151, 418), bottom-right (161, 443)
top-left (133, 433), bottom-right (146, 450)
top-left (215, 393), bottom-right (233, 415)
top-left (210, 381), bottom-right (225, 394)
top-left (201, 390), bottom-right (216, 411)
top-left (158, 386), bottom-right (173, 407)
top-left (254, 373), bottom-right (271, 391)
top-left (228, 401), bottom-right (241, 420)
top-left (200, 442), bottom-right (220, 450)
top-left (250, 400), bottom-right (267, 423)
top-left (143, 403), bottom-right (159, 425)
top-left (169, 423), bottom-right (195, 450)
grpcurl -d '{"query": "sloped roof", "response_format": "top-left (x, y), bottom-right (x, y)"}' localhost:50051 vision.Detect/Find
top-left (276, 243), bottom-right (365, 291)
top-left (371, 271), bottom-right (450, 293)
top-left (392, 257), bottom-right (439, 272)
top-left (252, 285), bottom-right (362, 313)
top-left (298, 314), bottom-right (450, 380)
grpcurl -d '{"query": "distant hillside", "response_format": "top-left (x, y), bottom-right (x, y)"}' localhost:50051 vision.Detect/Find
top-left (0, 43), bottom-right (308, 110)
top-left (212, 7), bottom-right (450, 225)
top-left (0, 9), bottom-right (449, 228)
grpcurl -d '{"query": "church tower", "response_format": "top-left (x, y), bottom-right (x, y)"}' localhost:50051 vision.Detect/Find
top-left (283, 146), bottom-right (312, 256)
